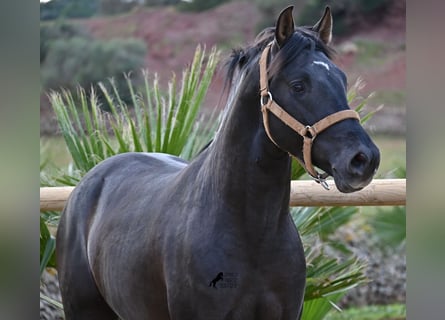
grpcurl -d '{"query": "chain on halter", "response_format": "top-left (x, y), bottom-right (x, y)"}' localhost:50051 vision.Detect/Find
top-left (259, 43), bottom-right (360, 190)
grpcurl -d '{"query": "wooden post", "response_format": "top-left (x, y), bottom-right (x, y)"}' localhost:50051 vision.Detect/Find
top-left (40, 179), bottom-right (405, 212)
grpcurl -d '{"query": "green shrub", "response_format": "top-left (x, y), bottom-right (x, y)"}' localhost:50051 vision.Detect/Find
top-left (356, 0), bottom-right (391, 13)
top-left (41, 36), bottom-right (146, 107)
top-left (254, 0), bottom-right (391, 35)
top-left (253, 0), bottom-right (294, 32)
top-left (40, 22), bottom-right (90, 63)
top-left (177, 0), bottom-right (231, 12)
top-left (40, 0), bottom-right (99, 21)
top-left (325, 303), bottom-right (406, 319)
top-left (145, 0), bottom-right (181, 6)
top-left (40, 21), bottom-right (146, 106)
top-left (370, 206), bottom-right (406, 248)
top-left (99, 0), bottom-right (142, 15)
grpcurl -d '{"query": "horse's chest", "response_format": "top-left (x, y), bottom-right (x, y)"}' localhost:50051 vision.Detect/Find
top-left (228, 292), bottom-right (295, 319)
top-left (164, 232), bottom-right (305, 319)
top-left (169, 282), bottom-right (302, 319)
top-left (185, 221), bottom-right (305, 287)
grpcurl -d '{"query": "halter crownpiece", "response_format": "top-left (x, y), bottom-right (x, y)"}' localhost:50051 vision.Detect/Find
top-left (259, 43), bottom-right (360, 190)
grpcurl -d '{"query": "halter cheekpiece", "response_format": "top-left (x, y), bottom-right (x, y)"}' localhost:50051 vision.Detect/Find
top-left (259, 43), bottom-right (360, 190)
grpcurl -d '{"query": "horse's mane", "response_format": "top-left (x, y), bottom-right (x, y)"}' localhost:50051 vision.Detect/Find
top-left (224, 26), bottom-right (335, 92)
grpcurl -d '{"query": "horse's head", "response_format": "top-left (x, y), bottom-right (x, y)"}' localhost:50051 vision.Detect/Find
top-left (261, 6), bottom-right (380, 193)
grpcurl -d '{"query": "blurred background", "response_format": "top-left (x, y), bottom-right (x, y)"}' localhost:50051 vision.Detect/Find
top-left (40, 0), bottom-right (405, 140)
top-left (40, 0), bottom-right (406, 319)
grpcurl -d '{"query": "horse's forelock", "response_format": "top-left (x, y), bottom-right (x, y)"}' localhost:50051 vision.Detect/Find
top-left (223, 26), bottom-right (334, 91)
top-left (268, 28), bottom-right (335, 78)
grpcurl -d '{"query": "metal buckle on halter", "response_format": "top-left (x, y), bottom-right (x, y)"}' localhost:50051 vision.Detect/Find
top-left (314, 174), bottom-right (330, 190)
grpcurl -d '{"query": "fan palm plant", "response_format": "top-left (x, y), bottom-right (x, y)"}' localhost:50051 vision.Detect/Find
top-left (49, 45), bottom-right (219, 186)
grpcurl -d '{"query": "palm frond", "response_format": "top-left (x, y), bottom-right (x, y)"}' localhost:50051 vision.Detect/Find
top-left (48, 45), bottom-right (220, 177)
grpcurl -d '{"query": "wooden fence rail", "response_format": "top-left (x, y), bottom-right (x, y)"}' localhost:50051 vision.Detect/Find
top-left (40, 179), bottom-right (405, 211)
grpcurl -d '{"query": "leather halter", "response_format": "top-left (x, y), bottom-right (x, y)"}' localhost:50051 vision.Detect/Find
top-left (259, 43), bottom-right (360, 189)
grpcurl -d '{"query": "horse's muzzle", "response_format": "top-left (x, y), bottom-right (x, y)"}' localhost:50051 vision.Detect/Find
top-left (332, 144), bottom-right (380, 193)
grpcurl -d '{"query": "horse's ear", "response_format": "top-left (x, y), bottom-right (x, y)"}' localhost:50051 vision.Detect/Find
top-left (312, 6), bottom-right (333, 45)
top-left (275, 6), bottom-right (295, 48)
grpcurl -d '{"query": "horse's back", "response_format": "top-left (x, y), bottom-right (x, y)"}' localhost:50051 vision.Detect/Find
top-left (70, 151), bottom-right (187, 205)
top-left (59, 152), bottom-right (188, 232)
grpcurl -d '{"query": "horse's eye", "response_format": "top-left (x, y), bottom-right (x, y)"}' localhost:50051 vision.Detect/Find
top-left (292, 81), bottom-right (305, 93)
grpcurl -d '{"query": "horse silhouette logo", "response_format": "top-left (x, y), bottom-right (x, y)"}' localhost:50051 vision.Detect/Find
top-left (209, 272), bottom-right (224, 288)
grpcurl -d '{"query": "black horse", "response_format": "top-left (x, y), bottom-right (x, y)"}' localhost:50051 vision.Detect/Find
top-left (56, 6), bottom-right (379, 319)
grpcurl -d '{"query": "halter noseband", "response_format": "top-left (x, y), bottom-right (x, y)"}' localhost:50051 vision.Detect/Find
top-left (259, 43), bottom-right (360, 190)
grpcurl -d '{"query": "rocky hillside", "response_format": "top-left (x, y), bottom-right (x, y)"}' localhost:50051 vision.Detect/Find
top-left (41, 1), bottom-right (405, 135)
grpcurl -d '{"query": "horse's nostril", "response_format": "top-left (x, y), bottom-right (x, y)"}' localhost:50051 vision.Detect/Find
top-left (352, 152), bottom-right (368, 166)
top-left (349, 152), bottom-right (369, 175)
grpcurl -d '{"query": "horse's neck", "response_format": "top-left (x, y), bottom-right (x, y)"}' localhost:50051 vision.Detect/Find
top-left (197, 66), bottom-right (292, 236)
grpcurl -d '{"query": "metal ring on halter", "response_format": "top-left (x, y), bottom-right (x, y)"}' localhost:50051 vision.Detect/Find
top-left (303, 125), bottom-right (316, 139)
top-left (260, 91), bottom-right (273, 106)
